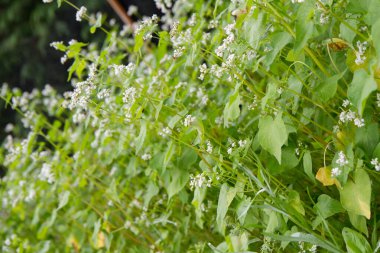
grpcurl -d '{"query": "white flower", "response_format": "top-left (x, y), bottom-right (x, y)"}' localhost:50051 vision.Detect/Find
top-left (5, 123), bottom-right (14, 133)
top-left (183, 114), bottom-right (196, 127)
top-left (159, 127), bottom-right (172, 137)
top-left (371, 158), bottom-right (380, 171)
top-left (141, 153), bottom-right (152, 161)
top-left (355, 41), bottom-right (368, 65)
top-left (377, 93), bottom-right (380, 108)
top-left (123, 87), bottom-right (137, 105)
top-left (49, 41), bottom-right (63, 50)
top-left (189, 173), bottom-right (212, 190)
top-left (354, 117), bottom-right (365, 128)
top-left (127, 5), bottom-right (138, 16)
top-left (198, 63), bottom-right (208, 81)
top-left (42, 0), bottom-right (53, 3)
top-left (76, 6), bottom-right (87, 22)
top-left (342, 99), bottom-right (351, 108)
top-left (39, 163), bottom-right (55, 184)
top-left (331, 167), bottom-right (341, 177)
top-left (336, 151), bottom-right (348, 167)
top-left (238, 139), bottom-right (247, 147)
top-left (206, 140), bottom-right (213, 154)
top-left (309, 245), bottom-right (317, 253)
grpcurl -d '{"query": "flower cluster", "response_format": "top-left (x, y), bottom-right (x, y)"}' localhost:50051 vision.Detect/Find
top-left (76, 6), bottom-right (87, 22)
top-left (183, 114), bottom-right (196, 127)
top-left (215, 22), bottom-right (235, 57)
top-left (355, 41), bottom-right (368, 65)
top-left (339, 108), bottom-right (365, 128)
top-left (371, 158), bottom-right (380, 171)
top-left (39, 163), bottom-right (55, 184)
top-left (331, 151), bottom-right (349, 177)
top-left (189, 173), bottom-right (212, 190)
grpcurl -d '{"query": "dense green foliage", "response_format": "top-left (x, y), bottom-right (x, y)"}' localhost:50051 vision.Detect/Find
top-left (1, 0), bottom-right (380, 252)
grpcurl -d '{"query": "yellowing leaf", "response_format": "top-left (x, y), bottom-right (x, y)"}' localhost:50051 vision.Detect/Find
top-left (340, 169), bottom-right (371, 219)
top-left (316, 167), bottom-right (341, 188)
top-left (68, 235), bottom-right (80, 252)
top-left (96, 231), bottom-right (106, 249)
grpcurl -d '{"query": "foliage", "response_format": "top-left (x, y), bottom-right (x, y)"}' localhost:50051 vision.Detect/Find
top-left (1, 0), bottom-right (380, 252)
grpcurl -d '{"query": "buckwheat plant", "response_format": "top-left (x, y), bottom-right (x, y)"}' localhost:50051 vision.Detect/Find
top-left (1, 0), bottom-right (380, 252)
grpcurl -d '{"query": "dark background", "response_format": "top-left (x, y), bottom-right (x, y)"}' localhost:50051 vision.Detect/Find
top-left (0, 0), bottom-right (159, 178)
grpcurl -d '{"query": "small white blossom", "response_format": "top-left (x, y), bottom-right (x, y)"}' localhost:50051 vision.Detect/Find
top-left (183, 114), bottom-right (196, 127)
top-left (336, 151), bottom-right (348, 167)
top-left (123, 87), bottom-right (137, 105)
top-left (206, 140), bottom-right (213, 154)
top-left (238, 139), bottom-right (247, 147)
top-left (39, 163), bottom-right (55, 184)
top-left (76, 6), bottom-right (87, 22)
top-left (198, 63), bottom-right (208, 81)
top-left (354, 117), bottom-right (365, 128)
top-left (355, 41), bottom-right (368, 65)
top-left (60, 54), bottom-right (68, 64)
top-left (331, 167), bottom-right (341, 177)
top-left (127, 5), bottom-right (138, 16)
top-left (189, 173), bottom-right (212, 190)
top-left (309, 245), bottom-right (318, 253)
top-left (50, 41), bottom-right (63, 50)
top-left (141, 153), bottom-right (152, 161)
top-left (42, 0), bottom-right (53, 3)
top-left (173, 46), bottom-right (185, 58)
top-left (159, 127), bottom-right (172, 137)
top-left (5, 123), bottom-right (14, 133)
top-left (319, 12), bottom-right (330, 24)
top-left (371, 158), bottom-right (380, 171)
top-left (377, 93), bottom-right (380, 108)
top-left (342, 99), bottom-right (351, 108)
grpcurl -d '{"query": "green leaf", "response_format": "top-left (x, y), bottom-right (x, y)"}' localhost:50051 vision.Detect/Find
top-left (134, 32), bottom-right (144, 53)
top-left (164, 163), bottom-right (189, 199)
top-left (364, 0), bottom-right (380, 25)
top-left (236, 196), bottom-right (252, 225)
top-left (288, 190), bottom-right (305, 216)
top-left (216, 183), bottom-right (237, 235)
top-left (340, 169), bottom-right (371, 219)
top-left (355, 123), bottom-right (379, 155)
top-left (266, 232), bottom-right (340, 253)
top-left (192, 187), bottom-right (207, 228)
top-left (223, 84), bottom-right (241, 127)
top-left (294, 1), bottom-right (315, 53)
top-left (314, 73), bottom-right (343, 102)
top-left (348, 212), bottom-right (368, 236)
top-left (263, 31), bottom-right (292, 66)
top-left (106, 179), bottom-right (121, 204)
top-left (348, 69), bottom-right (377, 116)
top-left (136, 121), bottom-right (147, 154)
top-left (163, 141), bottom-right (176, 171)
top-left (372, 19), bottom-right (380, 64)
top-left (157, 31), bottom-right (169, 62)
top-left (312, 194), bottom-right (345, 229)
top-left (144, 181), bottom-right (159, 206)
top-left (343, 227), bottom-right (372, 253)
top-left (57, 0), bottom-right (62, 7)
top-left (340, 20), bottom-right (357, 44)
top-left (242, 11), bottom-right (265, 50)
top-left (57, 190), bottom-right (70, 210)
top-left (92, 219), bottom-right (101, 247)
top-left (303, 150), bottom-right (315, 182)
top-left (258, 113), bottom-right (288, 164)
